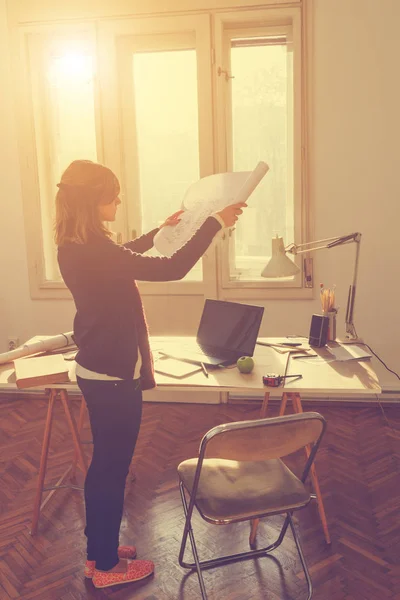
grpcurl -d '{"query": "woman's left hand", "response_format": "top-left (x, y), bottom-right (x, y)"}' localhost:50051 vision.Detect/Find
top-left (159, 209), bottom-right (184, 229)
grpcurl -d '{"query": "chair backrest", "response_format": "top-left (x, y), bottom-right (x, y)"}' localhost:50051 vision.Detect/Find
top-left (201, 412), bottom-right (325, 462)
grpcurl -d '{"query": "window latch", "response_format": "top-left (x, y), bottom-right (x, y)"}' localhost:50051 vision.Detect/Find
top-left (217, 66), bottom-right (235, 81)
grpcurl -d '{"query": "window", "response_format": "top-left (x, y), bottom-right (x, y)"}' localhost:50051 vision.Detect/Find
top-left (230, 34), bottom-right (293, 281)
top-left (18, 6), bottom-right (307, 299)
top-left (21, 28), bottom-right (98, 295)
top-left (117, 30), bottom-right (205, 282)
top-left (214, 9), bottom-right (304, 294)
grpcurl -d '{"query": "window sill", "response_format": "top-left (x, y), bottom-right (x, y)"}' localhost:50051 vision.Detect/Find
top-left (221, 286), bottom-right (313, 300)
top-left (31, 278), bottom-right (314, 300)
top-left (30, 279), bottom-right (206, 299)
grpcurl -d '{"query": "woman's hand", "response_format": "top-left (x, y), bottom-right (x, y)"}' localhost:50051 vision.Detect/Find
top-left (216, 202), bottom-right (247, 228)
top-left (159, 209), bottom-right (184, 229)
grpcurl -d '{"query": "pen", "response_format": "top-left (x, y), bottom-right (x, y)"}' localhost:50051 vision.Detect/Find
top-left (200, 362), bottom-right (209, 378)
top-left (292, 354), bottom-right (318, 359)
top-left (257, 341), bottom-right (302, 348)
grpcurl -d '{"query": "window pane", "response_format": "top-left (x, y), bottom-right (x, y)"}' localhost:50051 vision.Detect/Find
top-left (132, 49), bottom-right (202, 280)
top-left (230, 38), bottom-right (293, 281)
top-left (34, 49), bottom-right (97, 281)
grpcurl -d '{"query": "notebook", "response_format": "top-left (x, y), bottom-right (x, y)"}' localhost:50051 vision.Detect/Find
top-left (14, 354), bottom-right (70, 389)
top-left (159, 299), bottom-right (264, 367)
top-left (154, 357), bottom-right (202, 379)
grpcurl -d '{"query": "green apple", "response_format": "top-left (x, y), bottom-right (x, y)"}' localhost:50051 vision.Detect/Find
top-left (236, 356), bottom-right (255, 374)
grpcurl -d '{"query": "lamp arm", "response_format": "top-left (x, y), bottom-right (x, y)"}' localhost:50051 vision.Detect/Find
top-left (286, 232), bottom-right (362, 340)
top-left (345, 237), bottom-right (361, 339)
top-left (286, 232), bottom-right (361, 255)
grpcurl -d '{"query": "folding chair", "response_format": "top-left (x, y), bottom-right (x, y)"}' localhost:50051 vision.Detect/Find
top-left (177, 412), bottom-right (326, 599)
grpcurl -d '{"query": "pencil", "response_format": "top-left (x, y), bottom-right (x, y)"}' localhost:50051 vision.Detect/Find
top-left (200, 362), bottom-right (209, 378)
top-left (320, 284), bottom-right (336, 313)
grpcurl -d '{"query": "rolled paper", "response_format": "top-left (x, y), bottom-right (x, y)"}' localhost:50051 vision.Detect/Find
top-left (0, 332), bottom-right (75, 365)
top-left (234, 161), bottom-right (270, 205)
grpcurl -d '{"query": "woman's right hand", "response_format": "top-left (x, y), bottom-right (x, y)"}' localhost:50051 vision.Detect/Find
top-left (216, 202), bottom-right (247, 228)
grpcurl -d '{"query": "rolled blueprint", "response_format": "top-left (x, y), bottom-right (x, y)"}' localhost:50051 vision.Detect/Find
top-left (0, 332), bottom-right (75, 365)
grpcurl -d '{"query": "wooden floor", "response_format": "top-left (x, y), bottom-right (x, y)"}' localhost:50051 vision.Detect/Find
top-left (0, 393), bottom-right (399, 600)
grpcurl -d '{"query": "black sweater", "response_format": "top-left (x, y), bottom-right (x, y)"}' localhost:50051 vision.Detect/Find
top-left (57, 217), bottom-right (221, 379)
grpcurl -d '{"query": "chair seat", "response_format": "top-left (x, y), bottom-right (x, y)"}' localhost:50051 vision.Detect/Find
top-left (178, 457), bottom-right (310, 523)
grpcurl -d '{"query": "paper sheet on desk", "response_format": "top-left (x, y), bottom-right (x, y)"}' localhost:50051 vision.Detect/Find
top-left (257, 338), bottom-right (310, 354)
top-left (154, 357), bottom-right (202, 379)
top-left (326, 345), bottom-right (372, 362)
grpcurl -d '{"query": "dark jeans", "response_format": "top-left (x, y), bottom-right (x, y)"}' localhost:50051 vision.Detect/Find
top-left (77, 376), bottom-right (142, 571)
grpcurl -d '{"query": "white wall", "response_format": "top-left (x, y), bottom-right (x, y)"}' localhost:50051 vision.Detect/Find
top-left (0, 0), bottom-right (399, 388)
top-left (310, 0), bottom-right (399, 385)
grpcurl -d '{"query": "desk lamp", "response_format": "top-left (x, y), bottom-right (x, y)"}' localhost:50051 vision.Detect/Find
top-left (261, 232), bottom-right (362, 340)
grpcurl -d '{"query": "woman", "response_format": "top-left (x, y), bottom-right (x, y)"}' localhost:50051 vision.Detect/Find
top-left (56, 159), bottom-right (246, 589)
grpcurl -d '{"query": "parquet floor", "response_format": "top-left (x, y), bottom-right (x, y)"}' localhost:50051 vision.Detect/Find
top-left (0, 393), bottom-right (399, 600)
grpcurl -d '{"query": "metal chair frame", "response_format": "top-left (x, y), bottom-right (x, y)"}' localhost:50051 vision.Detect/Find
top-left (178, 412), bottom-right (327, 600)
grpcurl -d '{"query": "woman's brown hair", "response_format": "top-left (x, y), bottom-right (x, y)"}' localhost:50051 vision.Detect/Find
top-left (54, 160), bottom-right (120, 246)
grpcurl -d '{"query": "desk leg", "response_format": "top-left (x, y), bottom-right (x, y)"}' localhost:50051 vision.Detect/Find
top-left (249, 391), bottom-right (270, 547)
top-left (279, 393), bottom-right (289, 416)
top-left (60, 390), bottom-right (88, 475)
top-left (220, 392), bottom-right (229, 404)
top-left (250, 391), bottom-right (298, 546)
top-left (292, 393), bottom-right (331, 545)
top-left (31, 389), bottom-right (56, 535)
top-left (31, 390), bottom-right (88, 536)
top-left (259, 391), bottom-right (270, 418)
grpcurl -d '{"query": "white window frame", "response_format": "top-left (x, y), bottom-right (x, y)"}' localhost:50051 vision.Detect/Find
top-left (14, 23), bottom-right (100, 299)
top-left (213, 7), bottom-right (311, 300)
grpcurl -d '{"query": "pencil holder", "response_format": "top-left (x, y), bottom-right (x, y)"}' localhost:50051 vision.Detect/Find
top-left (309, 314), bottom-right (329, 347)
top-left (323, 311), bottom-right (337, 341)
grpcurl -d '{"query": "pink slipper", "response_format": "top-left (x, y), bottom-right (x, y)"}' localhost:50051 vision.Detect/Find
top-left (84, 545), bottom-right (137, 578)
top-left (92, 559), bottom-right (154, 588)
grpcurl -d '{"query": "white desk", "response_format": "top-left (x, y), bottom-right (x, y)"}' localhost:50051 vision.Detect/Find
top-left (0, 337), bottom-right (381, 540)
top-left (0, 336), bottom-right (381, 397)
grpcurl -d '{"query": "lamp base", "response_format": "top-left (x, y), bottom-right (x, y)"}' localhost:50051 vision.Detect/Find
top-left (336, 337), bottom-right (363, 345)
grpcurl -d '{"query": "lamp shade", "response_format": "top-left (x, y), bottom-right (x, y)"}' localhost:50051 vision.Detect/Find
top-left (261, 236), bottom-right (300, 278)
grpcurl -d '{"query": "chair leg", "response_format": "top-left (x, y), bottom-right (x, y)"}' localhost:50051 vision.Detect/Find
top-left (249, 391), bottom-right (271, 547)
top-left (178, 483), bottom-right (208, 599)
top-left (179, 482), bottom-right (296, 594)
top-left (288, 513), bottom-right (313, 600)
top-left (179, 505), bottom-right (310, 600)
